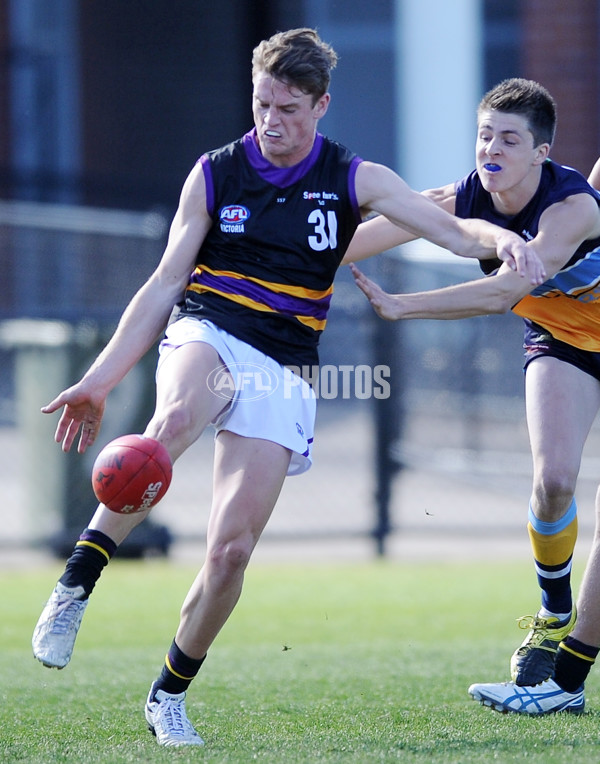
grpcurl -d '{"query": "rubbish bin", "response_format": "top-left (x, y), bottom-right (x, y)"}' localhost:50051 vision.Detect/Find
top-left (0, 318), bottom-right (171, 558)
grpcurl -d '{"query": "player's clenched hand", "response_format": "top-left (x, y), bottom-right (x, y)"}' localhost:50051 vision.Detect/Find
top-left (42, 383), bottom-right (106, 454)
top-left (350, 263), bottom-right (400, 321)
top-left (496, 232), bottom-right (546, 285)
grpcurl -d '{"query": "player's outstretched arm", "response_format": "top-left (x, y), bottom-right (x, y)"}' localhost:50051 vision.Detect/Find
top-left (343, 200), bottom-right (545, 284)
top-left (349, 253), bottom-right (540, 322)
top-left (42, 161), bottom-right (213, 454)
top-left (353, 162), bottom-right (546, 284)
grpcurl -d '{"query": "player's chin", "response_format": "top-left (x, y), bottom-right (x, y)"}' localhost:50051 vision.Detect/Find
top-left (479, 176), bottom-right (503, 194)
top-left (260, 133), bottom-right (283, 150)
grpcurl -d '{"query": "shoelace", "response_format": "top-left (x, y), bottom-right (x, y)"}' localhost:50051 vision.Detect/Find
top-left (157, 697), bottom-right (194, 738)
top-left (515, 614), bottom-right (562, 653)
top-left (516, 614), bottom-right (554, 635)
top-left (48, 596), bottom-right (85, 635)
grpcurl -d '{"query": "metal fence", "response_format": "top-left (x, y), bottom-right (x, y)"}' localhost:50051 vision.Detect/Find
top-left (0, 203), bottom-right (542, 560)
top-left (0, 200), bottom-right (170, 555)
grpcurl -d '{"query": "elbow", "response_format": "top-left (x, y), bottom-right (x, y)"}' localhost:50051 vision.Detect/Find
top-left (487, 294), bottom-right (514, 314)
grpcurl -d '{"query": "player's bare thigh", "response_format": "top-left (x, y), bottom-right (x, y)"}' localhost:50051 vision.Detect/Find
top-left (208, 430), bottom-right (292, 553)
top-left (526, 355), bottom-right (600, 477)
top-left (147, 341), bottom-right (233, 460)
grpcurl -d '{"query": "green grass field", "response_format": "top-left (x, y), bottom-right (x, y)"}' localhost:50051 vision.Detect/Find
top-left (2, 558), bottom-right (598, 763)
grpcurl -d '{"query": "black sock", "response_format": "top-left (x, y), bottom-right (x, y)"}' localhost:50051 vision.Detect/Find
top-left (554, 636), bottom-right (599, 693)
top-left (59, 528), bottom-right (118, 598)
top-left (153, 639), bottom-right (206, 696)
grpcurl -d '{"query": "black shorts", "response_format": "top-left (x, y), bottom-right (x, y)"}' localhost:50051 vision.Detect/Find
top-left (523, 319), bottom-right (600, 382)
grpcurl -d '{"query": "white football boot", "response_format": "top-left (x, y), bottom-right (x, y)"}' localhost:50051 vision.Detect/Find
top-left (468, 677), bottom-right (585, 715)
top-left (145, 683), bottom-right (205, 747)
top-left (32, 582), bottom-right (88, 669)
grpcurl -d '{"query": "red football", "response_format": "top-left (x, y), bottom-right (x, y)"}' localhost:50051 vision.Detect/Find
top-left (91, 434), bottom-right (172, 514)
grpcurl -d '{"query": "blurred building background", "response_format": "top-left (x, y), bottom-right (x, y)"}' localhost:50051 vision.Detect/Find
top-left (0, 0), bottom-right (599, 560)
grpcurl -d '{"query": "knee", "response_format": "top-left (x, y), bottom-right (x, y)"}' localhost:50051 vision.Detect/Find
top-left (535, 472), bottom-right (575, 502)
top-left (207, 536), bottom-right (253, 579)
top-left (532, 469), bottom-right (576, 519)
top-left (146, 401), bottom-right (198, 456)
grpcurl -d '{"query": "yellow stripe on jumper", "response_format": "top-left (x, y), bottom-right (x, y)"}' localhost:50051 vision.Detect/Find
top-left (187, 283), bottom-right (325, 331)
top-left (197, 264), bottom-right (333, 300)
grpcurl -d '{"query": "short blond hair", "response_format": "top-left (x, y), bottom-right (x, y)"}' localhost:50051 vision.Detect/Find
top-left (252, 28), bottom-right (338, 104)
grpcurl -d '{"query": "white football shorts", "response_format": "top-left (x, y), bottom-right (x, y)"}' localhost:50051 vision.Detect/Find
top-left (157, 317), bottom-right (316, 476)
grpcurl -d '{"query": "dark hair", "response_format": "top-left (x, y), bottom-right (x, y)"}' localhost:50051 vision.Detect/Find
top-left (252, 28), bottom-right (338, 104)
top-left (477, 78), bottom-right (557, 147)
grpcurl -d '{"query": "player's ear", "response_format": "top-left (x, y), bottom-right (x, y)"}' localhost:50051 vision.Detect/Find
top-left (314, 92), bottom-right (330, 120)
top-left (533, 142), bottom-right (550, 165)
